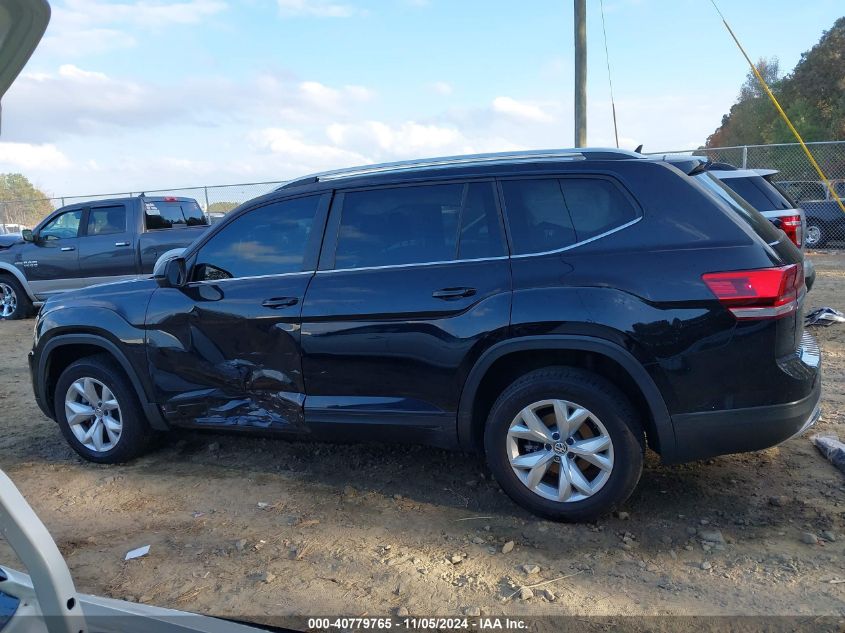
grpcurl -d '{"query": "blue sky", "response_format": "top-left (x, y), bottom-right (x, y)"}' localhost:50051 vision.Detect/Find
top-left (0, 0), bottom-right (841, 197)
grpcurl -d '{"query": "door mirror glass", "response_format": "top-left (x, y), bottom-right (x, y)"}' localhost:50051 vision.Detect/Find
top-left (154, 256), bottom-right (187, 288)
top-left (21, 229), bottom-right (33, 242)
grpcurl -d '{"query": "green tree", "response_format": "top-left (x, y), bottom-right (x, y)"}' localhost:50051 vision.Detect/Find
top-left (207, 201), bottom-right (239, 214)
top-left (0, 173), bottom-right (54, 229)
top-left (706, 17), bottom-right (845, 148)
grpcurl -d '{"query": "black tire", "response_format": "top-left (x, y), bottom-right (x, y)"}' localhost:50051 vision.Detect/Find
top-left (805, 222), bottom-right (826, 249)
top-left (54, 354), bottom-right (154, 463)
top-left (484, 367), bottom-right (644, 522)
top-left (0, 275), bottom-right (33, 320)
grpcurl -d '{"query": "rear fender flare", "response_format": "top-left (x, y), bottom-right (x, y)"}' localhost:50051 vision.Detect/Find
top-left (456, 335), bottom-right (677, 461)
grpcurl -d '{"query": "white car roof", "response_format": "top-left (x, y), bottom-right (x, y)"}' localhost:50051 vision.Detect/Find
top-left (710, 168), bottom-right (779, 179)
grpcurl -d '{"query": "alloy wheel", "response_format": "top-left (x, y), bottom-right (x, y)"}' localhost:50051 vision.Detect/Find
top-left (806, 225), bottom-right (821, 247)
top-left (0, 282), bottom-right (17, 318)
top-left (65, 377), bottom-right (123, 452)
top-left (506, 399), bottom-right (614, 502)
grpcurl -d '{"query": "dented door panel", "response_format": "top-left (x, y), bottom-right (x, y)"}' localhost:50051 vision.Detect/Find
top-left (145, 273), bottom-right (312, 432)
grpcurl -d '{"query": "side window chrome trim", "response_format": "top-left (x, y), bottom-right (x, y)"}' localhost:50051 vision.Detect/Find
top-left (317, 216), bottom-right (641, 273)
top-left (188, 270), bottom-right (315, 286)
top-left (509, 216), bottom-right (642, 259)
top-left (317, 255), bottom-right (510, 275)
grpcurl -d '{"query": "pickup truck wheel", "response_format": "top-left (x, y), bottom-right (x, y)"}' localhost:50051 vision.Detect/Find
top-left (54, 355), bottom-right (153, 463)
top-left (805, 223), bottom-right (826, 249)
top-left (484, 367), bottom-right (644, 522)
top-left (0, 277), bottom-right (32, 320)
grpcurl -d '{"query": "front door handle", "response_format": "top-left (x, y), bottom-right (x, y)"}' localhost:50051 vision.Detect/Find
top-left (114, 241), bottom-right (130, 247)
top-left (60, 246), bottom-right (75, 252)
top-left (262, 297), bottom-right (299, 309)
top-left (432, 287), bottom-right (476, 300)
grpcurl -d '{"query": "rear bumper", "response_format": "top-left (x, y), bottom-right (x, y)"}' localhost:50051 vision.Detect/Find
top-left (669, 332), bottom-right (821, 463)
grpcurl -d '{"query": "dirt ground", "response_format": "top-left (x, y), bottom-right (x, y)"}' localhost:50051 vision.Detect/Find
top-left (0, 253), bottom-right (844, 629)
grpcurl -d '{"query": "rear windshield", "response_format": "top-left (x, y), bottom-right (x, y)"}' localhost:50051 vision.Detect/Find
top-left (144, 199), bottom-right (208, 230)
top-left (718, 175), bottom-right (791, 212)
top-left (694, 173), bottom-right (783, 244)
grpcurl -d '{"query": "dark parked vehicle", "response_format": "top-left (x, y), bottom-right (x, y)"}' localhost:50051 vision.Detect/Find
top-left (702, 166), bottom-right (816, 290)
top-left (29, 149), bottom-right (821, 521)
top-left (0, 196), bottom-right (209, 319)
top-left (776, 179), bottom-right (845, 248)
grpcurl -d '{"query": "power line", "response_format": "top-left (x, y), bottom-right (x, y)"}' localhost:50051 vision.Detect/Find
top-left (599, 0), bottom-right (619, 148)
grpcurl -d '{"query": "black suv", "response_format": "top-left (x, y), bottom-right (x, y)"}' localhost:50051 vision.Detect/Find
top-left (30, 149), bottom-right (821, 521)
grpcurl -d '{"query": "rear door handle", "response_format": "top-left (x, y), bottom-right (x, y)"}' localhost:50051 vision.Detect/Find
top-left (261, 297), bottom-right (299, 309)
top-left (60, 246), bottom-right (75, 252)
top-left (114, 241), bottom-right (130, 247)
top-left (432, 287), bottom-right (476, 300)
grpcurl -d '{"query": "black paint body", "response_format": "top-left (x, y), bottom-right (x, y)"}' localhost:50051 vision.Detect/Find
top-left (30, 157), bottom-right (821, 463)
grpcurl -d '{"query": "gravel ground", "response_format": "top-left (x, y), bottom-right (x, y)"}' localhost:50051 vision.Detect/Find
top-left (0, 252), bottom-right (843, 629)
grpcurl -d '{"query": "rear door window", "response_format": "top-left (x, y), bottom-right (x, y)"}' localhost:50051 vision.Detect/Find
top-left (332, 181), bottom-right (505, 269)
top-left (87, 205), bottom-right (127, 236)
top-left (145, 199), bottom-right (208, 230)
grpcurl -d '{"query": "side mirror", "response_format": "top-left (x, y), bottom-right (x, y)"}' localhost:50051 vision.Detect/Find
top-left (154, 255), bottom-right (187, 288)
top-left (21, 229), bottom-right (34, 242)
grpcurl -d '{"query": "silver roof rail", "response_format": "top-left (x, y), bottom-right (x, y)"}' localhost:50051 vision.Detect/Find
top-left (278, 147), bottom-right (643, 190)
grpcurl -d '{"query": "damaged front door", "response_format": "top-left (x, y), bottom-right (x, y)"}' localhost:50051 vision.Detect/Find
top-left (144, 193), bottom-right (329, 433)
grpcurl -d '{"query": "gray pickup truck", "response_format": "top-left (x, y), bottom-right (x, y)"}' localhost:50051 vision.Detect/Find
top-left (0, 195), bottom-right (209, 319)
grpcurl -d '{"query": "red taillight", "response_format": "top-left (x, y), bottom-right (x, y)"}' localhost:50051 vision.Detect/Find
top-left (702, 263), bottom-right (804, 320)
top-left (779, 214), bottom-right (802, 248)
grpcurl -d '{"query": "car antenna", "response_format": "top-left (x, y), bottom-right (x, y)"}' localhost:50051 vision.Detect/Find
top-left (634, 144), bottom-right (644, 154)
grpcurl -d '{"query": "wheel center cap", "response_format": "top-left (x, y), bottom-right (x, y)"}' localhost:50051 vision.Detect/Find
top-left (553, 441), bottom-right (567, 454)
top-left (94, 407), bottom-right (103, 417)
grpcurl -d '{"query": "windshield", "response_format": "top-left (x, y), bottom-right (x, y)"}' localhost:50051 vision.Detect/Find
top-left (694, 172), bottom-right (783, 243)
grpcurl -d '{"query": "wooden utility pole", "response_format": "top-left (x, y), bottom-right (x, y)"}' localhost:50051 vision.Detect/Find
top-left (574, 0), bottom-right (587, 147)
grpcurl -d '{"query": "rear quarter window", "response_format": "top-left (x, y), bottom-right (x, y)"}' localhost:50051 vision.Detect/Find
top-left (719, 176), bottom-right (791, 211)
top-left (500, 177), bottom-right (639, 255)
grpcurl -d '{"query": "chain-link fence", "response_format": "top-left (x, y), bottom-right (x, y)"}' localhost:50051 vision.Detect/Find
top-left (2, 141), bottom-right (845, 246)
top-left (0, 180), bottom-right (287, 232)
top-left (654, 140), bottom-right (845, 249)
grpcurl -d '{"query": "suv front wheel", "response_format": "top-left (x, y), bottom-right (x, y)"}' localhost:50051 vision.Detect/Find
top-left (54, 355), bottom-right (153, 463)
top-left (484, 367), bottom-right (644, 521)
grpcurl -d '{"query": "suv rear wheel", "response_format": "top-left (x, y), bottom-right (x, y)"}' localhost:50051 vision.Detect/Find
top-left (54, 355), bottom-right (153, 463)
top-left (484, 367), bottom-right (644, 521)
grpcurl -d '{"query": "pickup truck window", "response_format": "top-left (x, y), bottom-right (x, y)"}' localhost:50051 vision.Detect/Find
top-left (87, 205), bottom-right (126, 236)
top-left (145, 200), bottom-right (208, 230)
top-left (40, 210), bottom-right (82, 240)
top-left (193, 195), bottom-right (320, 282)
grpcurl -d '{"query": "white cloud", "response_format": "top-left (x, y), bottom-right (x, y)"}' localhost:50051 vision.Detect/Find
top-left (40, 0), bottom-right (227, 56)
top-left (297, 81), bottom-right (373, 114)
top-left (492, 96), bottom-right (555, 123)
top-left (429, 81), bottom-right (453, 96)
top-left (0, 143), bottom-right (71, 171)
top-left (276, 0), bottom-right (358, 18)
top-left (251, 127), bottom-right (369, 172)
